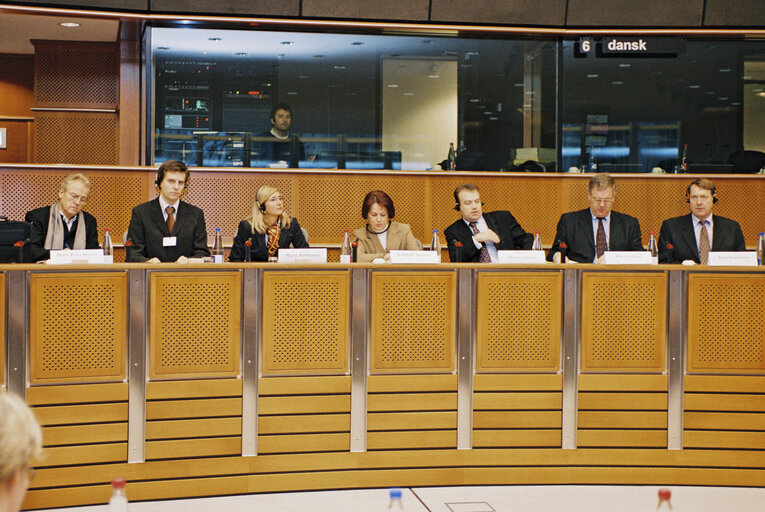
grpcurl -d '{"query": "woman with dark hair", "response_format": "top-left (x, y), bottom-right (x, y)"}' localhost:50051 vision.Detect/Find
top-left (352, 190), bottom-right (420, 262)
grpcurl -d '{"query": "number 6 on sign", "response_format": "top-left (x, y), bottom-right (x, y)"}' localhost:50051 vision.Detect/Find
top-left (579, 37), bottom-right (592, 53)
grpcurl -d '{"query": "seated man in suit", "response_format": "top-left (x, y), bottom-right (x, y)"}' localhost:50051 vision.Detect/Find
top-left (127, 160), bottom-right (211, 263)
top-left (548, 173), bottom-right (643, 263)
top-left (25, 173), bottom-right (100, 262)
top-left (445, 183), bottom-right (533, 262)
top-left (658, 178), bottom-right (746, 264)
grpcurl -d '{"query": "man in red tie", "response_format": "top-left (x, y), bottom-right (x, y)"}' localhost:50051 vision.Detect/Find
top-left (445, 183), bottom-right (533, 262)
top-left (547, 174), bottom-right (643, 263)
top-left (127, 160), bottom-right (211, 262)
top-left (658, 178), bottom-right (746, 264)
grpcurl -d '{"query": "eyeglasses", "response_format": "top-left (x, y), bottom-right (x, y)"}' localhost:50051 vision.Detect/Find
top-left (590, 197), bottom-right (614, 205)
top-left (65, 191), bottom-right (88, 204)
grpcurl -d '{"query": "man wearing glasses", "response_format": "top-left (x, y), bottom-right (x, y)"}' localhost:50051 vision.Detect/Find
top-left (548, 173), bottom-right (643, 263)
top-left (25, 173), bottom-right (100, 262)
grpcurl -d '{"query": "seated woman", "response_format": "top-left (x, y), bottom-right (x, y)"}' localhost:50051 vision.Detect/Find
top-left (353, 190), bottom-right (420, 262)
top-left (229, 185), bottom-right (309, 262)
top-left (0, 393), bottom-right (43, 512)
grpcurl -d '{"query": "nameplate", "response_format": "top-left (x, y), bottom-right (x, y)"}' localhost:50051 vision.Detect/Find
top-left (708, 251), bottom-right (758, 266)
top-left (602, 251), bottom-right (655, 265)
top-left (278, 248), bottom-right (327, 264)
top-left (49, 249), bottom-right (108, 264)
top-left (389, 250), bottom-right (440, 264)
top-left (496, 250), bottom-right (546, 264)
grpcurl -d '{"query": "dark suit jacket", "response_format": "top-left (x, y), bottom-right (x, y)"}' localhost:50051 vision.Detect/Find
top-left (547, 208), bottom-right (643, 263)
top-left (445, 210), bottom-right (533, 262)
top-left (658, 214), bottom-right (746, 263)
top-left (253, 131), bottom-right (306, 168)
top-left (127, 198), bottom-right (210, 262)
top-left (228, 218), bottom-right (309, 262)
top-left (25, 206), bottom-right (99, 262)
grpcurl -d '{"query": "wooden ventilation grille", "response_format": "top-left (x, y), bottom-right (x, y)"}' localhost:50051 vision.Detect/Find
top-left (581, 272), bottom-right (666, 372)
top-left (688, 274), bottom-right (765, 372)
top-left (262, 271), bottom-right (349, 375)
top-left (150, 272), bottom-right (241, 379)
top-left (29, 273), bottom-right (127, 384)
top-left (476, 272), bottom-right (561, 372)
top-left (370, 272), bottom-right (455, 373)
top-left (35, 44), bottom-right (118, 106)
top-left (35, 113), bottom-right (118, 164)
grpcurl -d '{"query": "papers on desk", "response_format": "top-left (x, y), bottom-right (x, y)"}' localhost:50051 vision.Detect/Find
top-left (48, 249), bottom-right (110, 264)
top-left (278, 248), bottom-right (327, 264)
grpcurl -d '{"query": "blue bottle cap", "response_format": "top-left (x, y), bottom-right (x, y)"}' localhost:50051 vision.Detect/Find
top-left (389, 487), bottom-right (402, 499)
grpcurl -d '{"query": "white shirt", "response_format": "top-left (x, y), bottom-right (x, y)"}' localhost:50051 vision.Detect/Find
top-left (159, 197), bottom-right (180, 223)
top-left (464, 216), bottom-right (498, 262)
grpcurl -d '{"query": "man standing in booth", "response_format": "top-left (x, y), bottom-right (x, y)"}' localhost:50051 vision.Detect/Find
top-left (658, 178), bottom-right (746, 264)
top-left (127, 160), bottom-right (210, 263)
top-left (445, 183), bottom-right (533, 262)
top-left (547, 173), bottom-right (643, 263)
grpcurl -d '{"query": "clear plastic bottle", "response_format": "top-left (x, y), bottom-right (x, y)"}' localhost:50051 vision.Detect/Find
top-left (532, 231), bottom-right (543, 251)
top-left (388, 487), bottom-right (404, 510)
top-left (340, 229), bottom-right (352, 264)
top-left (108, 478), bottom-right (128, 512)
top-left (448, 142), bottom-right (456, 170)
top-left (648, 231), bottom-right (658, 264)
top-left (212, 228), bottom-right (224, 263)
top-left (757, 232), bottom-right (765, 266)
top-left (102, 229), bottom-right (113, 263)
top-left (430, 229), bottom-right (441, 262)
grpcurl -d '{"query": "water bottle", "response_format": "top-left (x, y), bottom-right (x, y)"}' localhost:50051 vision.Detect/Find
top-left (648, 231), bottom-right (658, 264)
top-left (532, 231), bottom-right (543, 251)
top-left (340, 229), bottom-right (352, 264)
top-left (102, 229), bottom-right (113, 264)
top-left (758, 232), bottom-right (765, 266)
top-left (108, 478), bottom-right (128, 512)
top-left (448, 142), bottom-right (456, 170)
top-left (212, 228), bottom-right (224, 263)
top-left (681, 144), bottom-right (688, 172)
top-left (430, 229), bottom-right (441, 262)
top-left (388, 487), bottom-right (404, 510)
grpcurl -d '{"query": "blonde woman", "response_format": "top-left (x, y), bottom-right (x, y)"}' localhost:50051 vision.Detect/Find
top-left (0, 393), bottom-right (43, 512)
top-left (229, 185), bottom-right (309, 262)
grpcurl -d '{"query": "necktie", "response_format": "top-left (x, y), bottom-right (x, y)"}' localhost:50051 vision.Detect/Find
top-left (699, 220), bottom-right (710, 264)
top-left (165, 206), bottom-right (175, 234)
top-left (267, 223), bottom-right (281, 257)
top-left (468, 221), bottom-right (492, 263)
top-left (596, 218), bottom-right (607, 259)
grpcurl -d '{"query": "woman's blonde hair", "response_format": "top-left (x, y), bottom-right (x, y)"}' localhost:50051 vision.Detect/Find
top-left (249, 185), bottom-right (292, 235)
top-left (0, 393), bottom-right (43, 482)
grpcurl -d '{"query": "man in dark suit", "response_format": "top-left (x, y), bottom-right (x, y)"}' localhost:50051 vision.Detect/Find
top-left (547, 174), bottom-right (643, 263)
top-left (25, 173), bottom-right (100, 262)
top-left (445, 183), bottom-right (533, 262)
top-left (658, 178), bottom-right (746, 264)
top-left (127, 160), bottom-right (211, 263)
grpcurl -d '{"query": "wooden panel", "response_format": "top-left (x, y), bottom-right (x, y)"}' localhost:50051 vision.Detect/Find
top-left (0, 120), bottom-right (32, 163)
top-left (577, 393), bottom-right (668, 410)
top-left (258, 395), bottom-right (350, 415)
top-left (262, 271), bottom-right (349, 375)
top-left (35, 112), bottom-right (118, 164)
top-left (566, 0), bottom-right (703, 27)
top-left (0, 273), bottom-right (3, 384)
top-left (579, 411), bottom-right (667, 429)
top-left (259, 414), bottom-right (350, 434)
top-left (146, 437), bottom-right (242, 459)
top-left (684, 394), bottom-right (765, 412)
top-left (472, 392), bottom-right (562, 410)
top-left (303, 0), bottom-right (429, 21)
top-left (367, 374), bottom-right (457, 393)
top-left (685, 375), bottom-right (765, 393)
top-left (473, 411), bottom-right (561, 429)
top-left (258, 375), bottom-right (351, 395)
top-left (472, 430), bottom-right (562, 447)
top-left (367, 431), bottom-right (455, 450)
top-left (146, 418), bottom-right (242, 439)
top-left (577, 430), bottom-right (667, 448)
top-left (146, 398), bottom-right (242, 420)
top-left (581, 272), bottom-right (667, 372)
top-left (685, 412), bottom-right (765, 430)
top-left (26, 382), bottom-right (128, 405)
top-left (0, 54), bottom-right (34, 117)
top-left (146, 379), bottom-right (242, 399)
top-left (370, 271), bottom-right (455, 373)
top-left (42, 423), bottom-right (127, 446)
top-left (474, 374), bottom-right (562, 391)
top-left (368, 411), bottom-right (457, 431)
top-left (258, 433), bottom-right (350, 454)
top-left (40, 443), bottom-right (127, 467)
top-left (151, 0), bottom-right (299, 16)
top-left (578, 374), bottom-right (668, 392)
top-left (704, 0), bottom-right (765, 27)
top-left (367, 393), bottom-right (457, 412)
top-left (687, 274), bottom-right (765, 373)
top-left (684, 431), bottom-right (765, 449)
top-left (431, 0), bottom-right (566, 26)
top-left (29, 273), bottom-right (127, 383)
top-left (476, 272), bottom-right (561, 372)
top-left (32, 403), bottom-right (128, 426)
top-left (150, 271), bottom-right (241, 379)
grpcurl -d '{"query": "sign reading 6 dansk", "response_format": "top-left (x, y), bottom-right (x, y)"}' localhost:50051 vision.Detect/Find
top-left (576, 36), bottom-right (686, 56)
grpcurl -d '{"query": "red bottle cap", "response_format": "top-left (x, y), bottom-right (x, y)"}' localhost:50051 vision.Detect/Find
top-left (111, 478), bottom-right (126, 488)
top-left (658, 488), bottom-right (671, 502)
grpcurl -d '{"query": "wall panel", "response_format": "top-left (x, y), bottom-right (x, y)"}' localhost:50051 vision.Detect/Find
top-left (566, 0), bottom-right (703, 27)
top-left (303, 0), bottom-right (429, 21)
top-left (431, 0), bottom-right (566, 26)
top-left (704, 0), bottom-right (765, 27)
top-left (151, 0), bottom-right (298, 16)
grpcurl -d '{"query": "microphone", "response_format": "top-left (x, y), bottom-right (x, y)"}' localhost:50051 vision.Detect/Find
top-left (453, 240), bottom-right (463, 263)
top-left (124, 238), bottom-right (133, 263)
top-left (351, 239), bottom-right (358, 263)
top-left (244, 238), bottom-right (252, 262)
top-left (559, 242), bottom-right (568, 263)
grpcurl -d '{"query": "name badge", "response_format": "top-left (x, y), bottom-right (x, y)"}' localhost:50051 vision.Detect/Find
top-left (496, 250), bottom-right (546, 264)
top-left (389, 250), bottom-right (441, 264)
top-left (707, 251), bottom-right (758, 266)
top-left (163, 236), bottom-right (177, 247)
top-left (278, 248), bottom-right (327, 264)
top-left (603, 251), bottom-right (655, 265)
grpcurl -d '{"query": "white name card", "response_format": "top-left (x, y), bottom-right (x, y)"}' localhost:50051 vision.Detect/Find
top-left (49, 249), bottom-right (108, 265)
top-left (707, 251), bottom-right (758, 266)
top-left (389, 250), bottom-right (440, 264)
top-left (602, 251), bottom-right (655, 265)
top-left (277, 248), bottom-right (327, 264)
top-left (496, 250), bottom-right (547, 264)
